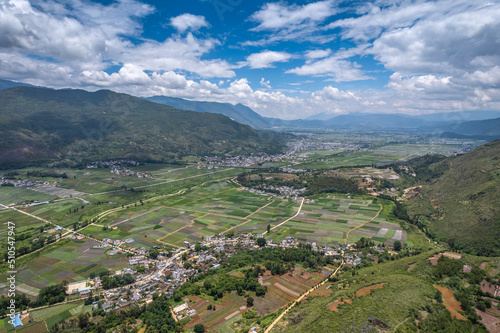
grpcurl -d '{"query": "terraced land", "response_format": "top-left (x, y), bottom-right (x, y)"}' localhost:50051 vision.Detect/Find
top-left (183, 267), bottom-right (326, 332)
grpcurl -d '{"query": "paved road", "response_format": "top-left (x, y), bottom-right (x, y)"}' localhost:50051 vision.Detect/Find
top-left (263, 197), bottom-right (305, 235)
top-left (1, 204), bottom-right (137, 256)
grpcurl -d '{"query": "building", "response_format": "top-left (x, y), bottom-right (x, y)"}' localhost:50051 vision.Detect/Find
top-left (480, 280), bottom-right (500, 297)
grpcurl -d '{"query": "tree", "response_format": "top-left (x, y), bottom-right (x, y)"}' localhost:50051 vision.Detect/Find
top-left (149, 249), bottom-right (159, 259)
top-left (257, 237), bottom-right (266, 247)
top-left (194, 324), bottom-right (205, 333)
top-left (267, 224), bottom-right (271, 233)
top-left (247, 296), bottom-right (254, 307)
top-left (195, 242), bottom-right (202, 252)
top-left (393, 240), bottom-right (402, 251)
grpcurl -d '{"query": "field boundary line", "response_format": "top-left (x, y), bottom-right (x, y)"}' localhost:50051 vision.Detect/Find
top-left (344, 204), bottom-right (382, 245)
top-left (264, 198), bottom-right (305, 234)
top-left (88, 168), bottom-right (234, 196)
top-left (109, 206), bottom-right (165, 227)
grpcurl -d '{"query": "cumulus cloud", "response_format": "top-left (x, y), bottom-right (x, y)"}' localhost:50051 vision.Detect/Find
top-left (2, 0), bottom-right (500, 119)
top-left (287, 56), bottom-right (371, 82)
top-left (244, 51), bottom-right (292, 69)
top-left (247, 0), bottom-right (339, 44)
top-left (170, 13), bottom-right (209, 33)
top-left (250, 0), bottom-right (336, 30)
top-left (0, 0), bottom-right (233, 80)
top-left (305, 49), bottom-right (331, 59)
top-left (331, 1), bottom-right (500, 78)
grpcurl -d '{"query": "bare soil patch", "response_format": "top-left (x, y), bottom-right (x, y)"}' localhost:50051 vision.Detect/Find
top-left (309, 284), bottom-right (332, 298)
top-left (476, 309), bottom-right (500, 332)
top-left (328, 298), bottom-right (352, 312)
top-left (435, 285), bottom-right (466, 320)
top-left (356, 283), bottom-right (386, 298)
top-left (428, 252), bottom-right (462, 265)
top-left (230, 271), bottom-right (245, 278)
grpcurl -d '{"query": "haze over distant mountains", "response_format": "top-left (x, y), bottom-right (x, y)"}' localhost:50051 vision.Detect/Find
top-left (1, 79), bottom-right (499, 140)
top-left (147, 93), bottom-right (500, 139)
top-left (145, 96), bottom-right (270, 130)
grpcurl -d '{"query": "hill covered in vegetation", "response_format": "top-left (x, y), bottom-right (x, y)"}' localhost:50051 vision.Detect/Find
top-left (0, 87), bottom-right (289, 167)
top-left (405, 140), bottom-right (500, 256)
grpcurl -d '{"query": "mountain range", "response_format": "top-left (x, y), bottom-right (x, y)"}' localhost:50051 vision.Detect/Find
top-left (0, 86), bottom-right (289, 167)
top-left (1, 79), bottom-right (499, 139)
top-left (145, 93), bottom-right (500, 137)
top-left (145, 96), bottom-right (270, 130)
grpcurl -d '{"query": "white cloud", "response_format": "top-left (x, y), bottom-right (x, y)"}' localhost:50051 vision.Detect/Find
top-left (0, 0), bottom-right (233, 79)
top-left (260, 78), bottom-right (271, 89)
top-left (250, 0), bottom-right (336, 30)
top-left (170, 13), bottom-right (209, 33)
top-left (245, 51), bottom-right (291, 69)
top-left (305, 49), bottom-right (331, 59)
top-left (312, 86), bottom-right (359, 101)
top-left (247, 0), bottom-right (339, 44)
top-left (331, 0), bottom-right (500, 78)
top-left (287, 56), bottom-right (371, 82)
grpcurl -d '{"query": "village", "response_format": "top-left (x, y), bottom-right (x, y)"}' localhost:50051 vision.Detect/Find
top-left (63, 231), bottom-right (379, 321)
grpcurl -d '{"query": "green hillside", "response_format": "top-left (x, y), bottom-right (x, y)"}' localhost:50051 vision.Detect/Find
top-left (0, 87), bottom-right (289, 167)
top-left (406, 140), bottom-right (500, 256)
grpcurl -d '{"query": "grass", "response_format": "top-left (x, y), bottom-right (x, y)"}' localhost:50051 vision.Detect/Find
top-left (280, 250), bottom-right (440, 332)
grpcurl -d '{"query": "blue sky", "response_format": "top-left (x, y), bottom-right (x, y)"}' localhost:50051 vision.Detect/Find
top-left (1, 0), bottom-right (499, 119)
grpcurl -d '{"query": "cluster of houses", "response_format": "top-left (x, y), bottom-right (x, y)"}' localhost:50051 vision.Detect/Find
top-left (86, 160), bottom-right (151, 178)
top-left (172, 302), bottom-right (197, 320)
top-left (97, 238), bottom-right (135, 248)
top-left (242, 185), bottom-right (307, 199)
top-left (197, 139), bottom-right (371, 170)
top-left (64, 230), bottom-right (386, 315)
top-left (86, 159), bottom-right (141, 169)
top-left (110, 167), bottom-right (151, 178)
top-left (0, 178), bottom-right (50, 188)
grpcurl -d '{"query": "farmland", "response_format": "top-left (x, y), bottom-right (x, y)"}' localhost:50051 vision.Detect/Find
top-left (0, 135), bottom-right (489, 332)
top-left (267, 197), bottom-right (406, 247)
top-left (78, 179), bottom-right (410, 250)
top-left (0, 186), bottom-right (56, 205)
top-left (183, 267), bottom-right (328, 332)
top-left (80, 181), bottom-right (297, 248)
top-left (0, 239), bottom-right (128, 298)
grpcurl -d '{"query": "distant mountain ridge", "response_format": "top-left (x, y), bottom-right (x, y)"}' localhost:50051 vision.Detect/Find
top-left (145, 96), bottom-right (270, 129)
top-left (2, 79), bottom-right (499, 134)
top-left (0, 87), bottom-right (289, 167)
top-left (0, 79), bottom-right (39, 90)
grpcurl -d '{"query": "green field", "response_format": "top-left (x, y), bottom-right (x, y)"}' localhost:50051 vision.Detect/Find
top-left (0, 239), bottom-right (129, 296)
top-left (0, 187), bottom-right (56, 205)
